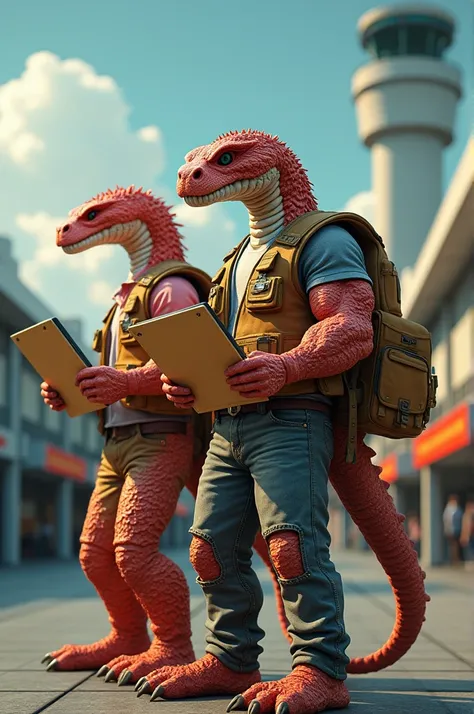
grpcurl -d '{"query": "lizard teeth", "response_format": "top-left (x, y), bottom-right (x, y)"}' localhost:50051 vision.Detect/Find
top-left (183, 168), bottom-right (279, 208)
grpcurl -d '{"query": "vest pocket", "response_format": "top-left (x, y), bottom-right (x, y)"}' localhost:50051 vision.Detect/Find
top-left (246, 276), bottom-right (283, 312)
top-left (119, 317), bottom-right (141, 345)
top-left (236, 334), bottom-right (280, 355)
top-left (208, 285), bottom-right (224, 316)
top-left (92, 329), bottom-right (102, 353)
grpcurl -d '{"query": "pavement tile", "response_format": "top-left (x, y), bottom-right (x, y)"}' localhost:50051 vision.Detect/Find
top-left (0, 669), bottom-right (92, 691)
top-left (44, 691), bottom-right (236, 714)
top-left (0, 691), bottom-right (60, 714)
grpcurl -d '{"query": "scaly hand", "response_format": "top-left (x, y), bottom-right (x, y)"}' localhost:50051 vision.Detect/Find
top-left (225, 351), bottom-right (287, 399)
top-left (161, 374), bottom-right (195, 408)
top-left (75, 366), bottom-right (129, 404)
top-left (40, 382), bottom-right (66, 411)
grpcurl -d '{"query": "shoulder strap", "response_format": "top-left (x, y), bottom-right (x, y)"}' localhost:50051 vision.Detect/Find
top-left (125, 261), bottom-right (212, 320)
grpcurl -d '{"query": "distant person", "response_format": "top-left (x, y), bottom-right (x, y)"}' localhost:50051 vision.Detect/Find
top-left (443, 494), bottom-right (463, 564)
top-left (407, 513), bottom-right (421, 558)
top-left (460, 495), bottom-right (474, 569)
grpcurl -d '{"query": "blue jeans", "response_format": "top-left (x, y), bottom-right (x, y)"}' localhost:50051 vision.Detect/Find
top-left (190, 407), bottom-right (350, 679)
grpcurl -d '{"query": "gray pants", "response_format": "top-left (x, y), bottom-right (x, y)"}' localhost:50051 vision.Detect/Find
top-left (190, 407), bottom-right (350, 679)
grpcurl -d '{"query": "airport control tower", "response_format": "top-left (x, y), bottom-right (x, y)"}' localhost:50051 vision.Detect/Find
top-left (352, 4), bottom-right (462, 272)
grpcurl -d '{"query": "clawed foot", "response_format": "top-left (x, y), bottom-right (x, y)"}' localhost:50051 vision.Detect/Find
top-left (41, 632), bottom-right (150, 671)
top-left (226, 666), bottom-right (350, 713)
top-left (135, 653), bottom-right (260, 700)
top-left (98, 641), bottom-right (195, 685)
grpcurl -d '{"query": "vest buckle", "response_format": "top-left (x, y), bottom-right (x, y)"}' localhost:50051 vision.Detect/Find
top-left (227, 406), bottom-right (241, 416)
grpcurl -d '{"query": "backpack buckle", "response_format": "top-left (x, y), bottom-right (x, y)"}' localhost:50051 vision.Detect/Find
top-left (397, 398), bottom-right (410, 427)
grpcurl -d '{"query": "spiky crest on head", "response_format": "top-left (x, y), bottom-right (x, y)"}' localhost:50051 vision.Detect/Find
top-left (180, 129), bottom-right (317, 223)
top-left (64, 185), bottom-right (186, 264)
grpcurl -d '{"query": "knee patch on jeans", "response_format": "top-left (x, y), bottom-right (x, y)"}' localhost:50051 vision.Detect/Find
top-left (267, 530), bottom-right (305, 580)
top-left (190, 535), bottom-right (221, 582)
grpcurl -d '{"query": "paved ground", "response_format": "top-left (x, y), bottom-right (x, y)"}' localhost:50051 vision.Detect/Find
top-left (0, 548), bottom-right (473, 714)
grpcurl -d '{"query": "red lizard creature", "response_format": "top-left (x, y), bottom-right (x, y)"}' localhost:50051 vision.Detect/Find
top-left (39, 186), bottom-right (287, 685)
top-left (133, 132), bottom-right (430, 714)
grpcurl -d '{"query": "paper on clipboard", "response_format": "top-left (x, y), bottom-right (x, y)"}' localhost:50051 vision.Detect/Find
top-left (128, 302), bottom-right (268, 414)
top-left (10, 318), bottom-right (106, 418)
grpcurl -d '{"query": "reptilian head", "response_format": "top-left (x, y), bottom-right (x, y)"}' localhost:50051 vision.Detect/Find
top-left (176, 129), bottom-right (317, 223)
top-left (56, 186), bottom-right (185, 266)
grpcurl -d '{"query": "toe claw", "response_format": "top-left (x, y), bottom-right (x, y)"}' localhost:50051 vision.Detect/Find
top-left (46, 659), bottom-right (58, 672)
top-left (150, 685), bottom-right (164, 702)
top-left (249, 701), bottom-right (261, 714)
top-left (227, 694), bottom-right (246, 712)
top-left (118, 670), bottom-right (132, 686)
top-left (135, 676), bottom-right (147, 692)
top-left (276, 703), bottom-right (289, 714)
top-left (41, 653), bottom-right (53, 665)
top-left (137, 681), bottom-right (152, 698)
top-left (104, 669), bottom-right (117, 683)
top-left (96, 665), bottom-right (109, 678)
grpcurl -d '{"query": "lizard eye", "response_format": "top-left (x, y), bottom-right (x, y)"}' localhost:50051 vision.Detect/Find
top-left (86, 210), bottom-right (98, 220)
top-left (217, 152), bottom-right (233, 166)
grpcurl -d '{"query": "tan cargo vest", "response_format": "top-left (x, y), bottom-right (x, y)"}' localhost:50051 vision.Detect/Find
top-left (207, 216), bottom-right (345, 398)
top-left (93, 260), bottom-right (212, 435)
top-left (208, 210), bottom-right (437, 462)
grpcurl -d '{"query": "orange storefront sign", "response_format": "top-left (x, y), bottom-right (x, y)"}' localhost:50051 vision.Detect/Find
top-left (379, 453), bottom-right (398, 483)
top-left (44, 444), bottom-right (87, 482)
top-left (413, 402), bottom-right (472, 470)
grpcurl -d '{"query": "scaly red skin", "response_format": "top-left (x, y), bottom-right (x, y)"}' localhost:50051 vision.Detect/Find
top-left (141, 131), bottom-right (429, 712)
top-left (41, 185), bottom-right (288, 679)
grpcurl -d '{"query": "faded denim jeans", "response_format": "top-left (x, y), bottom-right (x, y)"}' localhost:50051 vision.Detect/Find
top-left (190, 406), bottom-right (351, 679)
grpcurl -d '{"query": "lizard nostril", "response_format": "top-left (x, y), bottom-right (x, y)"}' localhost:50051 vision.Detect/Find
top-left (192, 169), bottom-right (203, 180)
top-left (62, 224), bottom-right (70, 233)
top-left (178, 171), bottom-right (182, 179)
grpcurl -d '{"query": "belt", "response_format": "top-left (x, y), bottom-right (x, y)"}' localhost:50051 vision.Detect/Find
top-left (216, 398), bottom-right (331, 417)
top-left (105, 421), bottom-right (188, 440)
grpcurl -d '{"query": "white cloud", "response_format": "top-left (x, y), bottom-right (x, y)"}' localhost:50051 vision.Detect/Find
top-left (342, 190), bottom-right (375, 226)
top-left (0, 51), bottom-right (237, 341)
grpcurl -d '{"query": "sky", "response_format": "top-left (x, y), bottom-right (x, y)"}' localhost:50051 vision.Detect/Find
top-left (0, 0), bottom-right (472, 342)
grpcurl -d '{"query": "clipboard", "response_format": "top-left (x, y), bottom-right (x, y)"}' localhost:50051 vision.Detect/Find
top-left (128, 302), bottom-right (268, 414)
top-left (10, 318), bottom-right (106, 418)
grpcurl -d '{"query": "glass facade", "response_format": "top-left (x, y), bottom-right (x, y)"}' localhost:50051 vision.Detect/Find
top-left (363, 15), bottom-right (453, 60)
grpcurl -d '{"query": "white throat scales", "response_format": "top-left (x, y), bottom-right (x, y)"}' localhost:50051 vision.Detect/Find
top-left (241, 170), bottom-right (284, 247)
top-left (62, 219), bottom-right (153, 280)
top-left (122, 220), bottom-right (153, 279)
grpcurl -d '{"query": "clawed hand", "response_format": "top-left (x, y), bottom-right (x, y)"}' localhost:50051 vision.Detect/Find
top-left (75, 366), bottom-right (129, 404)
top-left (225, 351), bottom-right (287, 399)
top-left (161, 374), bottom-right (195, 408)
top-left (161, 351), bottom-right (288, 406)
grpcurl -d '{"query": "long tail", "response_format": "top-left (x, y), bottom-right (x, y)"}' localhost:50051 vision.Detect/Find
top-left (330, 425), bottom-right (429, 674)
top-left (187, 456), bottom-right (291, 644)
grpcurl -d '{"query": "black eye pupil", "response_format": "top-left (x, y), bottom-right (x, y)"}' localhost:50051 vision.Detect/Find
top-left (218, 152), bottom-right (233, 166)
top-left (87, 211), bottom-right (97, 220)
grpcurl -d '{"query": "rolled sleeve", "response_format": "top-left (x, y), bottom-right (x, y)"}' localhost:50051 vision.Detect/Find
top-left (298, 224), bottom-right (373, 293)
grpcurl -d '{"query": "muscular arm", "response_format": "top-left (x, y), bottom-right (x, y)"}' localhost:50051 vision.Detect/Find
top-left (282, 279), bottom-right (374, 382)
top-left (222, 279), bottom-right (375, 401)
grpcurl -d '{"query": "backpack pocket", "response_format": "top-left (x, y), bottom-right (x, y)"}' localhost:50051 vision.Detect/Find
top-left (376, 346), bottom-right (429, 434)
top-left (356, 311), bottom-right (436, 439)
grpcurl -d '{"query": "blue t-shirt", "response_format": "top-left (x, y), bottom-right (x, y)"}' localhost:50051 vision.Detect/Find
top-left (298, 224), bottom-right (372, 293)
